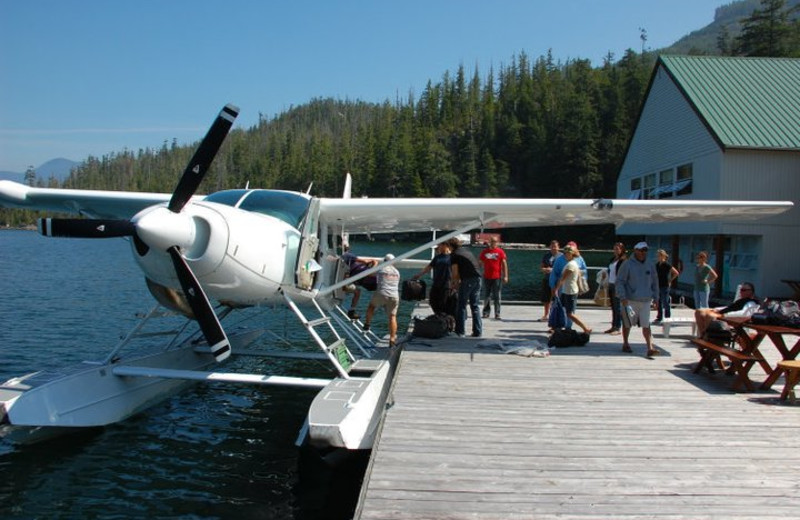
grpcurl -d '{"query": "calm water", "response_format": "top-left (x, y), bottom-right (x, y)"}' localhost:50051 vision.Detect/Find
top-left (0, 230), bottom-right (608, 519)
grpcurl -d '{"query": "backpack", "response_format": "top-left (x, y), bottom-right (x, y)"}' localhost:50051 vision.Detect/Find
top-left (350, 261), bottom-right (377, 291)
top-left (401, 279), bottom-right (427, 301)
top-left (413, 313), bottom-right (451, 339)
top-left (752, 300), bottom-right (800, 328)
top-left (548, 329), bottom-right (590, 348)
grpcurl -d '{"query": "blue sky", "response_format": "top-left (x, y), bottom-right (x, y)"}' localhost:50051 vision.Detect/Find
top-left (0, 0), bottom-right (724, 173)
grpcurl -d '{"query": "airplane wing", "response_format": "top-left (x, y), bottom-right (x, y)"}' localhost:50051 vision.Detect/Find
top-left (2, 179), bottom-right (792, 232)
top-left (0, 181), bottom-right (193, 220)
top-left (318, 197), bottom-right (793, 234)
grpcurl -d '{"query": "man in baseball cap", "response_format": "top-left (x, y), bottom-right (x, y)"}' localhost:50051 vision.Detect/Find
top-left (615, 241), bottom-right (659, 357)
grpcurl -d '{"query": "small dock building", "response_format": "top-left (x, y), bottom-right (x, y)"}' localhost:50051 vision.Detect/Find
top-left (616, 55), bottom-right (800, 299)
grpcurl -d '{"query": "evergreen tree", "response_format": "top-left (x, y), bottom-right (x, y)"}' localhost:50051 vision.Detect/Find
top-left (717, 24), bottom-right (732, 55)
top-left (734, 0), bottom-right (794, 56)
top-left (24, 166), bottom-right (36, 186)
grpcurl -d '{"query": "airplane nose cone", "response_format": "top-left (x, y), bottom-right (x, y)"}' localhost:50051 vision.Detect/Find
top-left (134, 207), bottom-right (196, 252)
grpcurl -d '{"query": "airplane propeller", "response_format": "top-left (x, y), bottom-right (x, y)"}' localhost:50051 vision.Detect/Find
top-left (36, 104), bottom-right (240, 362)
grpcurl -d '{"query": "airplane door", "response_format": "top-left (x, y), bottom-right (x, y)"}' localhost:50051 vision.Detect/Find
top-left (295, 198), bottom-right (321, 290)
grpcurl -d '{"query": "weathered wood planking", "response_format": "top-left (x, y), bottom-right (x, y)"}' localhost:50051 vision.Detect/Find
top-left (356, 304), bottom-right (800, 519)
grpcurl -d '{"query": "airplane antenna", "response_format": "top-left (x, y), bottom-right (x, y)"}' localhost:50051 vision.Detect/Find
top-left (245, 180), bottom-right (250, 190)
top-left (305, 182), bottom-right (314, 194)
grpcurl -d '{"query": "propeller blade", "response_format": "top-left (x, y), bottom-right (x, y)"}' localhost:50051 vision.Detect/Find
top-left (168, 104), bottom-right (239, 213)
top-left (38, 218), bottom-right (134, 238)
top-left (133, 234), bottom-right (150, 256)
top-left (167, 246), bottom-right (231, 362)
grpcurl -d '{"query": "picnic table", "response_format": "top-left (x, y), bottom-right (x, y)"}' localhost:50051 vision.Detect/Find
top-left (719, 316), bottom-right (800, 393)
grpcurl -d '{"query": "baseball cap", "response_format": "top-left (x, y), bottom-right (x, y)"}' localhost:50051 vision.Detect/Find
top-left (634, 241), bottom-right (649, 250)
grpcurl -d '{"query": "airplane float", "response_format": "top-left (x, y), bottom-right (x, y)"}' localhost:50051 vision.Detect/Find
top-left (0, 104), bottom-right (793, 451)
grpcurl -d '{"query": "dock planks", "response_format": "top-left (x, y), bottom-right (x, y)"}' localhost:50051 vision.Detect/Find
top-left (356, 304), bottom-right (800, 519)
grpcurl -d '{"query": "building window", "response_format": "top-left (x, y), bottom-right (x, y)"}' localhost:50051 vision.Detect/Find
top-left (676, 163), bottom-right (693, 196)
top-left (632, 163), bottom-right (693, 199)
top-left (658, 169), bottom-right (674, 198)
top-left (629, 177), bottom-right (642, 199)
top-left (649, 168), bottom-right (676, 199)
top-left (643, 173), bottom-right (656, 199)
top-left (730, 236), bottom-right (759, 271)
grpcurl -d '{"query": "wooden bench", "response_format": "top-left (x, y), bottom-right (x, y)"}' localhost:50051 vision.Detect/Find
top-left (776, 360), bottom-right (800, 401)
top-left (691, 338), bottom-right (760, 392)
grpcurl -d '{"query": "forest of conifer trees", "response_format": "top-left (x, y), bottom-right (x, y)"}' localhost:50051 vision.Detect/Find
top-left (57, 49), bottom-right (652, 202)
top-left (3, 0), bottom-right (799, 229)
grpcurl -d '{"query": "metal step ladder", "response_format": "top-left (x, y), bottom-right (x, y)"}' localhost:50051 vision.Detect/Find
top-left (329, 304), bottom-right (382, 354)
top-left (283, 293), bottom-right (360, 379)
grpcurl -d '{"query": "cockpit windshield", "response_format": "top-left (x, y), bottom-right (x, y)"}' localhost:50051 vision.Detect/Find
top-left (204, 189), bottom-right (311, 230)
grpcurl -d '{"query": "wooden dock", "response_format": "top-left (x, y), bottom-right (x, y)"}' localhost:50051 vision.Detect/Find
top-left (355, 304), bottom-right (800, 519)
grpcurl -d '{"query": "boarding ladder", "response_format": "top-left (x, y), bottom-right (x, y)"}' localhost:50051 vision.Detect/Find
top-left (283, 293), bottom-right (375, 379)
top-left (329, 304), bottom-right (382, 353)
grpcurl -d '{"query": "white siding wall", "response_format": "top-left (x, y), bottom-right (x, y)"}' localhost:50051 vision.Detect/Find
top-left (721, 150), bottom-right (800, 228)
top-left (618, 65), bottom-right (726, 236)
top-left (721, 150), bottom-right (800, 297)
top-left (618, 65), bottom-right (720, 192)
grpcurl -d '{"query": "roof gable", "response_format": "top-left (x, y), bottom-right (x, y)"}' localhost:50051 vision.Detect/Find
top-left (659, 55), bottom-right (800, 151)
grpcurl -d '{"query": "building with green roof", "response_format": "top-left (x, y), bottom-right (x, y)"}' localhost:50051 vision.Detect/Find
top-left (617, 55), bottom-right (799, 300)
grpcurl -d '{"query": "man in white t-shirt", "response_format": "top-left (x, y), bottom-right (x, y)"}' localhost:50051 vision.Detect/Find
top-left (363, 254), bottom-right (401, 347)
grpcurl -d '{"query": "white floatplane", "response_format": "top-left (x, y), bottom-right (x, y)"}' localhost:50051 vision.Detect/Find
top-left (0, 104), bottom-right (792, 450)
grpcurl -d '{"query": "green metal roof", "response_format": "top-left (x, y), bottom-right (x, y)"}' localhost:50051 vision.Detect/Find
top-left (659, 55), bottom-right (800, 150)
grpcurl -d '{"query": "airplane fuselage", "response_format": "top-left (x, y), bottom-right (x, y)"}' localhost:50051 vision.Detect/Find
top-left (133, 189), bottom-right (314, 307)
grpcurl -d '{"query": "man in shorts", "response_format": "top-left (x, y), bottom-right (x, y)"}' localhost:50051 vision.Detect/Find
top-left (363, 254), bottom-right (401, 347)
top-left (615, 241), bottom-right (659, 358)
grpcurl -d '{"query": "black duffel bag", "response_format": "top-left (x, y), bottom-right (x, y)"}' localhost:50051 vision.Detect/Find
top-left (548, 329), bottom-right (590, 348)
top-left (413, 313), bottom-right (450, 339)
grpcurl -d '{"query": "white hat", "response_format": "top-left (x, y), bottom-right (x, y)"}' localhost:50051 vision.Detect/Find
top-left (634, 241), bottom-right (649, 250)
top-left (384, 253), bottom-right (395, 261)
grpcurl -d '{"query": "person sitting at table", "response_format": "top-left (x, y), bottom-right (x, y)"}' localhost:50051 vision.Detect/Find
top-left (694, 282), bottom-right (760, 338)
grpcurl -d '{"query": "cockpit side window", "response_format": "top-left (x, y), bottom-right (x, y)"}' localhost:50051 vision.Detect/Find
top-left (238, 190), bottom-right (311, 230)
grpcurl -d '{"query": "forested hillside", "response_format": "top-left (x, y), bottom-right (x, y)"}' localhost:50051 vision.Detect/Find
top-left (664, 0), bottom-right (800, 55)
top-left (58, 50), bottom-right (650, 202)
top-left (3, 0), bottom-right (799, 231)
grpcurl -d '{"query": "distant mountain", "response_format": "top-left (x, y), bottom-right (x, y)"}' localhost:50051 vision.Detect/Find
top-left (36, 158), bottom-right (79, 181)
top-left (661, 0), bottom-right (800, 55)
top-left (0, 158), bottom-right (79, 183)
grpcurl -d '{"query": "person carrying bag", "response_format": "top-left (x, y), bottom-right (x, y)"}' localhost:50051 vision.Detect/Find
top-left (548, 296), bottom-right (567, 330)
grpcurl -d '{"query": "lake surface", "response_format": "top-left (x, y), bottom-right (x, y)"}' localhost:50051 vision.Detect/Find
top-left (0, 230), bottom-right (609, 518)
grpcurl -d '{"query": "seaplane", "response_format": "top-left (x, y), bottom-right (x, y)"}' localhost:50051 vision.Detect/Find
top-left (0, 104), bottom-right (792, 451)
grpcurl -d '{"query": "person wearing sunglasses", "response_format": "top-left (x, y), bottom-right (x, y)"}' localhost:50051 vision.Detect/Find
top-left (694, 282), bottom-right (760, 338)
